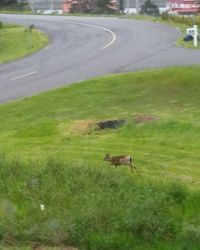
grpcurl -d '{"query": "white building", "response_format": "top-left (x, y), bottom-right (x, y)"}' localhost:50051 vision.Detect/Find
top-left (28, 0), bottom-right (64, 12)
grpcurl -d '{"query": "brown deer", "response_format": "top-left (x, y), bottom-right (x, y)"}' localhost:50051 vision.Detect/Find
top-left (104, 153), bottom-right (139, 174)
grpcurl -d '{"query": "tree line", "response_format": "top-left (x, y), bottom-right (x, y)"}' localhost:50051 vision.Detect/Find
top-left (0, 0), bottom-right (160, 15)
top-left (0, 0), bottom-right (27, 9)
top-left (0, 0), bottom-right (17, 6)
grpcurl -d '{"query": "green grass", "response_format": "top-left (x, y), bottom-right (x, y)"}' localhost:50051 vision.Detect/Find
top-left (124, 14), bottom-right (200, 49)
top-left (0, 67), bottom-right (200, 249)
top-left (177, 36), bottom-right (200, 49)
top-left (1, 160), bottom-right (200, 250)
top-left (0, 23), bottom-right (49, 64)
top-left (1, 66), bottom-right (200, 182)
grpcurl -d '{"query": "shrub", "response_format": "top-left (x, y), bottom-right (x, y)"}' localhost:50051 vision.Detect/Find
top-left (161, 11), bottom-right (169, 20)
top-left (140, 0), bottom-right (160, 16)
top-left (160, 12), bottom-right (194, 26)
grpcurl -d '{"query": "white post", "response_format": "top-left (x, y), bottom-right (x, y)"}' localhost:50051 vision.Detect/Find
top-left (51, 0), bottom-right (55, 11)
top-left (29, 0), bottom-right (34, 12)
top-left (136, 0), bottom-right (139, 14)
top-left (126, 0), bottom-right (130, 15)
top-left (193, 25), bottom-right (198, 47)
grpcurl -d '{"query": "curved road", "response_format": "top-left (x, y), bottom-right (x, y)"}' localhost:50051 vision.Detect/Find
top-left (0, 14), bottom-right (200, 103)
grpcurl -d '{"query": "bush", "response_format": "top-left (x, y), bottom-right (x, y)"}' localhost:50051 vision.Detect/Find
top-left (140, 0), bottom-right (160, 16)
top-left (0, 1), bottom-right (28, 11)
top-left (160, 11), bottom-right (169, 20)
top-left (160, 12), bottom-right (194, 26)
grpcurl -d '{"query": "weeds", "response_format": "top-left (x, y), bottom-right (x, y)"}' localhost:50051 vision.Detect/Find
top-left (0, 159), bottom-right (200, 249)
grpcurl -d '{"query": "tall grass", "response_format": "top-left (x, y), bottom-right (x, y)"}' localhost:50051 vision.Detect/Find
top-left (0, 158), bottom-right (200, 249)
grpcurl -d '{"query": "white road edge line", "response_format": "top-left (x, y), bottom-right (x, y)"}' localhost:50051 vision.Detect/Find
top-left (100, 26), bottom-right (116, 50)
top-left (64, 20), bottom-right (116, 50)
top-left (33, 17), bottom-right (116, 49)
top-left (11, 71), bottom-right (37, 81)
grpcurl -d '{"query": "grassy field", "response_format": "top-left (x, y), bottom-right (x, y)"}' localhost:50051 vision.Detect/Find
top-left (0, 67), bottom-right (200, 249)
top-left (0, 23), bottom-right (49, 64)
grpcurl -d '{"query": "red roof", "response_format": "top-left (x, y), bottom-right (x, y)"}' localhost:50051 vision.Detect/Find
top-left (177, 8), bottom-right (199, 12)
top-left (167, 0), bottom-right (198, 3)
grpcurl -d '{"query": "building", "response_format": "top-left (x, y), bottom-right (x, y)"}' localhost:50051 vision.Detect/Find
top-left (22, 0), bottom-right (170, 14)
top-left (124, 0), bottom-right (167, 14)
top-left (166, 0), bottom-right (200, 15)
top-left (27, 0), bottom-right (119, 13)
top-left (63, 0), bottom-right (96, 13)
top-left (28, 0), bottom-right (64, 12)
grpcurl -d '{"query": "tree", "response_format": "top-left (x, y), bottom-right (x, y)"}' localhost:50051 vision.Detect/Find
top-left (0, 0), bottom-right (17, 7)
top-left (96, 0), bottom-right (110, 12)
top-left (0, 0), bottom-right (28, 10)
top-left (140, 0), bottom-right (159, 16)
top-left (119, 0), bottom-right (125, 13)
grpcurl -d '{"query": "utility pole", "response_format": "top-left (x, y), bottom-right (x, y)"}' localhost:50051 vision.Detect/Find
top-left (51, 0), bottom-right (55, 10)
top-left (29, 0), bottom-right (35, 12)
top-left (193, 25), bottom-right (198, 47)
top-left (126, 0), bottom-right (130, 14)
top-left (136, 0), bottom-right (139, 14)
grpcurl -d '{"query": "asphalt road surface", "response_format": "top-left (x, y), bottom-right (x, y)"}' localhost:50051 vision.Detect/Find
top-left (0, 14), bottom-right (200, 103)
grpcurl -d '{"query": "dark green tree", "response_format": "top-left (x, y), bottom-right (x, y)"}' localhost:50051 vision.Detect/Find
top-left (140, 0), bottom-right (159, 16)
top-left (0, 0), bottom-right (27, 10)
top-left (96, 0), bottom-right (110, 12)
top-left (0, 0), bottom-right (17, 7)
top-left (119, 0), bottom-right (125, 13)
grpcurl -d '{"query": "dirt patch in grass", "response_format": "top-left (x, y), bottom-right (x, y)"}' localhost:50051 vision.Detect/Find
top-left (133, 114), bottom-right (158, 124)
top-left (67, 119), bottom-right (97, 135)
top-left (61, 119), bottom-right (126, 136)
top-left (179, 175), bottom-right (195, 184)
top-left (62, 116), bottom-right (158, 135)
top-left (97, 119), bottom-right (126, 130)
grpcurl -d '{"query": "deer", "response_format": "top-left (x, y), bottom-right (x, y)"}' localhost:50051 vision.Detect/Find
top-left (104, 153), bottom-right (139, 174)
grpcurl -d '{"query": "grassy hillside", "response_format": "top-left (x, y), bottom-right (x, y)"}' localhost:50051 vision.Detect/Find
top-left (0, 22), bottom-right (48, 63)
top-left (0, 67), bottom-right (200, 249)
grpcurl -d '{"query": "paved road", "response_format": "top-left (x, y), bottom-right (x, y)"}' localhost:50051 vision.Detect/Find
top-left (0, 14), bottom-right (200, 103)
